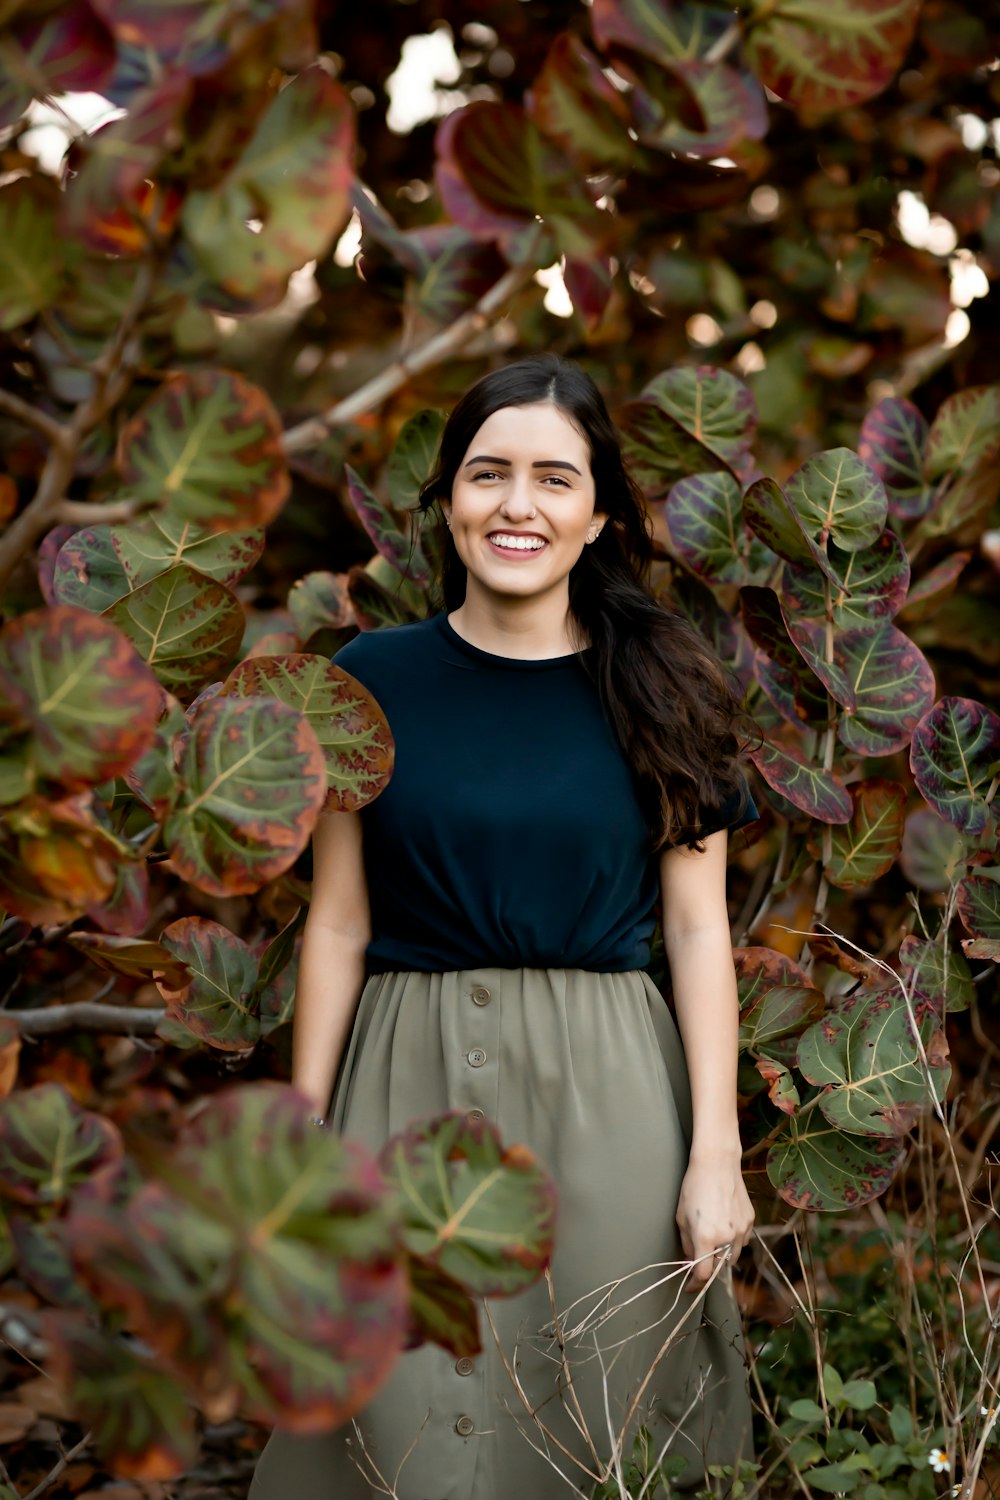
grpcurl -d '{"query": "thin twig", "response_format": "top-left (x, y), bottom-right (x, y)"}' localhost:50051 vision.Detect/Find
top-left (11, 1002), bottom-right (164, 1036)
top-left (22, 1431), bottom-right (92, 1500)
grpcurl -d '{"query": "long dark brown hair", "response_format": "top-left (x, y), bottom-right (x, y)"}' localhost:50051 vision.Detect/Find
top-left (417, 354), bottom-right (755, 849)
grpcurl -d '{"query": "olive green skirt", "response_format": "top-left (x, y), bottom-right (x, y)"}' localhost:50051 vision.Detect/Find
top-left (249, 967), bottom-right (751, 1499)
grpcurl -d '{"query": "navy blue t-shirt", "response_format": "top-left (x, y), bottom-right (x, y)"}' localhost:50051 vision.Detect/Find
top-left (333, 613), bottom-right (757, 974)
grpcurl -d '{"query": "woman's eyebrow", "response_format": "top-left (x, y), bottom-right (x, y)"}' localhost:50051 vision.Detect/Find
top-left (463, 455), bottom-right (582, 474)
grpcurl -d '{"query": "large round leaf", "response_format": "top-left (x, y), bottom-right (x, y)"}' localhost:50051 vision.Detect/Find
top-left (743, 477), bottom-right (835, 576)
top-left (52, 525), bottom-right (131, 611)
top-left (766, 1115), bottom-right (905, 1212)
top-left (956, 875), bottom-right (1000, 945)
top-left (642, 366), bottom-right (756, 474)
top-left (287, 572), bottom-right (353, 643)
top-left (223, 655), bottom-right (394, 812)
top-left (735, 948), bottom-right (823, 1062)
top-left (0, 606), bottom-right (162, 791)
top-left (740, 584), bottom-right (828, 727)
top-left (898, 936), bottom-right (973, 1018)
top-left (796, 988), bottom-right (949, 1137)
top-left (164, 695), bottom-right (327, 896)
top-left (345, 466), bottom-right (429, 585)
top-left (665, 472), bottom-right (768, 584)
top-left (780, 532), bottom-right (910, 634)
top-left (379, 1113), bottom-right (557, 1297)
top-left (857, 397), bottom-right (930, 518)
top-left (154, 916), bottom-right (260, 1051)
top-left (909, 696), bottom-right (1000, 835)
top-left (528, 32), bottom-right (634, 167)
top-left (618, 399), bottom-right (728, 495)
top-left (815, 778), bottom-right (906, 889)
top-left (899, 808), bottom-right (966, 893)
top-left (386, 409), bottom-right (447, 512)
top-left (0, 5), bottom-right (115, 130)
top-left (745, 0), bottom-right (920, 115)
top-left (0, 1083), bottom-right (122, 1206)
top-left (785, 449), bottom-right (887, 553)
top-left (923, 384), bottom-right (1000, 479)
top-left (748, 739), bottom-right (852, 824)
top-left (112, 513), bottom-right (264, 589)
top-left (116, 370), bottom-right (290, 533)
top-left (0, 179), bottom-right (63, 330)
top-left (836, 624), bottom-right (936, 757)
top-left (103, 563), bottom-right (244, 701)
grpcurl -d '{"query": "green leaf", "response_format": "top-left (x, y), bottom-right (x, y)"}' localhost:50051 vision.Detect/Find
top-left (823, 1364), bottom-right (845, 1404)
top-left (164, 695), bottom-right (328, 896)
top-left (748, 739), bottom-right (853, 823)
top-left (836, 624), bottom-right (936, 757)
top-left (787, 1397), bottom-right (826, 1423)
top-left (858, 397), bottom-right (930, 518)
top-left (785, 449), bottom-right (887, 552)
top-left (223, 654), bottom-right (394, 813)
top-left (0, 605), bottom-right (162, 793)
top-left (899, 809), bottom-right (966, 894)
top-left (898, 550), bottom-right (971, 623)
top-left (380, 1113), bottom-right (557, 1297)
top-left (154, 916), bottom-right (260, 1051)
top-left (66, 932), bottom-right (190, 987)
top-left (642, 366), bottom-right (757, 473)
top-left (780, 532), bottom-right (910, 635)
top-left (103, 563), bottom-right (244, 702)
top-left (288, 572), bottom-right (352, 643)
top-left (404, 1254), bottom-right (482, 1359)
top-left (956, 874), bottom-right (1000, 942)
top-left (254, 907), bottom-right (304, 1038)
top-left (736, 947), bottom-right (824, 1057)
top-left (923, 384), bottom-right (1000, 479)
top-left (909, 696), bottom-right (1000, 835)
top-left (345, 465), bottom-right (429, 584)
top-left (528, 32), bottom-right (634, 167)
top-left (796, 988), bottom-right (949, 1136)
top-left (347, 566), bottom-right (422, 631)
top-left (767, 1114), bottom-right (905, 1211)
top-left (116, 369), bottom-right (290, 532)
top-left (52, 525), bottom-right (132, 611)
top-left (0, 179), bottom-right (63, 329)
top-left (740, 585), bottom-right (828, 727)
top-left (743, 477), bottom-right (835, 575)
top-left (182, 67), bottom-right (354, 307)
top-left (745, 0), bottom-right (920, 115)
top-left (0, 1083), bottom-right (122, 1206)
top-left (899, 936), bottom-right (973, 1017)
top-left (89, 0), bottom-right (292, 76)
top-left (618, 399), bottom-right (728, 495)
top-left (112, 513), bottom-right (265, 589)
top-left (665, 472), bottom-right (767, 584)
top-left (386, 409), bottom-right (447, 512)
top-left (819, 778), bottom-right (906, 889)
top-left (0, 5), bottom-right (115, 130)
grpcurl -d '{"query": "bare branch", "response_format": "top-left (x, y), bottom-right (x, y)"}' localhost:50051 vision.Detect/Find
top-left (53, 497), bottom-right (146, 526)
top-left (22, 1432), bottom-right (93, 1500)
top-left (11, 1002), bottom-right (164, 1036)
top-left (0, 389), bottom-right (67, 448)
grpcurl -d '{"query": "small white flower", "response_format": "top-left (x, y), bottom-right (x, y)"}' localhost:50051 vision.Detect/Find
top-left (928, 1447), bottom-right (950, 1473)
top-left (981, 1404), bottom-right (997, 1420)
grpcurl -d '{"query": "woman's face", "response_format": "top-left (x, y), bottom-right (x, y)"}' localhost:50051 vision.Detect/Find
top-left (442, 401), bottom-right (606, 605)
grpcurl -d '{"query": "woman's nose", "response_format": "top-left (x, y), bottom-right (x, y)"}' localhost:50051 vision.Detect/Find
top-left (498, 478), bottom-right (536, 519)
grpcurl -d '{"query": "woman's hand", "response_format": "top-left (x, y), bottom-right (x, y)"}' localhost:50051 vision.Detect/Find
top-left (675, 1148), bottom-right (754, 1291)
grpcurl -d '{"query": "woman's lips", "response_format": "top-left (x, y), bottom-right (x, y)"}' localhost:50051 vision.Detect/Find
top-left (485, 533), bottom-right (549, 559)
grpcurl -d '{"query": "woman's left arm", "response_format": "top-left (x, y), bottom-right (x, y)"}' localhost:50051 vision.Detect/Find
top-left (659, 830), bottom-right (755, 1289)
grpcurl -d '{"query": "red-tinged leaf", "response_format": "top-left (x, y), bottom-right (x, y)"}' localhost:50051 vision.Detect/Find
top-left (899, 936), bottom-right (973, 1017)
top-left (740, 585), bottom-right (828, 727)
top-left (858, 397), bottom-right (931, 518)
top-left (745, 0), bottom-right (920, 115)
top-left (0, 790), bottom-right (126, 924)
top-left (562, 254), bottom-right (615, 330)
top-left (52, 525), bottom-right (131, 611)
top-left (45, 1315), bottom-right (200, 1478)
top-left (785, 448), bottom-right (887, 553)
top-left (380, 1113), bottom-right (557, 1298)
top-left (164, 695), bottom-right (327, 897)
top-left (956, 874), bottom-right (1000, 943)
top-left (89, 0), bottom-right (302, 76)
top-left (116, 370), bottom-right (290, 533)
top-left (591, 0), bottom-right (730, 63)
top-left (103, 564), bottom-right (245, 703)
top-left (0, 1017), bottom-right (20, 1100)
top-left (736, 952), bottom-right (823, 1062)
top-left (403, 1254), bottom-right (482, 1359)
top-left (783, 616), bottom-right (857, 711)
top-left (743, 476), bottom-right (837, 579)
top-left (917, 466), bottom-right (1000, 542)
top-left (223, 655), bottom-right (394, 813)
top-left (154, 917), bottom-right (259, 1051)
top-left (796, 988), bottom-right (948, 1137)
top-left (287, 571), bottom-right (353, 642)
top-left (9, 1215), bottom-right (98, 1312)
top-left (650, 58), bottom-right (768, 159)
top-left (767, 1116), bottom-right (906, 1212)
top-left (909, 696), bottom-right (1000, 835)
top-left (642, 365), bottom-right (756, 473)
top-left (0, 178), bottom-right (64, 330)
top-left (528, 33), bottom-right (634, 167)
top-left (254, 908), bottom-right (304, 1037)
top-left (923, 384), bottom-right (1000, 479)
top-left (899, 808), bottom-right (966, 894)
top-left (665, 472), bottom-right (770, 584)
top-left (747, 739), bottom-right (853, 824)
top-left (345, 465), bottom-right (428, 583)
top-left (898, 551), bottom-right (972, 623)
top-left (618, 399), bottom-right (728, 496)
top-left (817, 778), bottom-right (906, 889)
top-left (0, 4), bottom-right (115, 129)
top-left (37, 525), bottom-right (78, 605)
top-left (67, 932), bottom-right (190, 987)
top-left (836, 624), bottom-right (936, 757)
top-left (0, 606), bottom-right (162, 792)
top-left (122, 698), bottom-right (186, 819)
top-left (0, 1083), bottom-right (122, 1206)
top-left (347, 565), bottom-right (422, 631)
top-left (756, 1057), bottom-right (800, 1114)
top-left (780, 532), bottom-right (910, 634)
top-left (112, 513), bottom-right (265, 590)
top-left (962, 937), bottom-right (1000, 960)
top-left (84, 857), bottom-right (151, 937)
top-left (182, 67), bottom-right (354, 308)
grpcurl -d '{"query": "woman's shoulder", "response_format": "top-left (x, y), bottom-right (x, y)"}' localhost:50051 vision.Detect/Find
top-left (332, 615), bottom-right (442, 687)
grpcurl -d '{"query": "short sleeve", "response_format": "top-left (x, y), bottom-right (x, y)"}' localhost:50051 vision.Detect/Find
top-left (698, 771), bottom-right (759, 838)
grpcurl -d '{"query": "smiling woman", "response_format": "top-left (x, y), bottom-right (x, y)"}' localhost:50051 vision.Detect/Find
top-left (249, 354), bottom-right (760, 1500)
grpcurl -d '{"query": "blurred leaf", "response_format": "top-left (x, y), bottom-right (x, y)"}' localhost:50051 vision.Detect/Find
top-left (528, 33), bottom-right (633, 167)
top-left (923, 384), bottom-right (1000, 479)
top-left (780, 532), bottom-right (910, 634)
top-left (347, 566), bottom-right (421, 631)
top-left (835, 624), bottom-right (936, 757)
top-left (899, 808), bottom-right (966, 893)
top-left (0, 1083), bottom-right (122, 1206)
top-left (116, 370), bottom-right (290, 533)
top-left (817, 778), bottom-right (906, 889)
top-left (857, 397), bottom-right (931, 518)
top-left (748, 739), bottom-right (853, 823)
top-left (0, 3), bottom-right (115, 128)
top-left (909, 696), bottom-right (1000, 835)
top-left (403, 1255), bottom-right (482, 1359)
top-left (223, 654), bottom-right (394, 812)
top-left (899, 935), bottom-right (973, 1016)
top-left (745, 0), bottom-right (920, 114)
top-left (164, 694), bottom-right (327, 896)
top-left (89, 0), bottom-right (301, 76)
top-left (52, 525), bottom-right (131, 611)
top-left (0, 178), bottom-right (63, 330)
top-left (380, 1113), bottom-right (556, 1297)
top-left (155, 916), bottom-right (259, 1050)
top-left (287, 571), bottom-right (353, 641)
top-left (898, 550), bottom-right (971, 623)
top-left (112, 514), bottom-right (265, 589)
top-left (67, 932), bottom-right (189, 987)
top-left (9, 1214), bottom-right (98, 1311)
top-left (0, 790), bottom-right (126, 923)
top-left (785, 449), bottom-right (887, 553)
top-left (103, 563), bottom-right (245, 702)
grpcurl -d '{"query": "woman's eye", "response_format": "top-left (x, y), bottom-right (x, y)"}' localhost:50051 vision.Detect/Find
top-left (541, 474), bottom-right (569, 486)
top-left (473, 470), bottom-right (501, 481)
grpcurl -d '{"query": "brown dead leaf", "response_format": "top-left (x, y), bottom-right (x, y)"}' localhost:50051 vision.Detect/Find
top-left (0, 1399), bottom-right (36, 1442)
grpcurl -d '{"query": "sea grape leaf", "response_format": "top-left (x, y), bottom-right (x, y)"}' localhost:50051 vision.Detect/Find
top-left (909, 696), bottom-right (1000, 835)
top-left (116, 370), bottom-right (289, 533)
top-left (742, 476), bottom-right (837, 579)
top-left (344, 465), bottom-right (428, 584)
top-left (0, 178), bottom-right (63, 330)
top-left (767, 1116), bottom-right (906, 1212)
top-left (528, 32), bottom-right (634, 167)
top-left (52, 525), bottom-right (131, 611)
top-left (181, 67), bottom-right (354, 307)
top-left (857, 397), bottom-right (931, 517)
top-left (740, 585), bottom-right (828, 727)
top-left (0, 1083), bottom-right (122, 1206)
top-left (103, 564), bottom-right (245, 702)
top-left (112, 514), bottom-right (265, 589)
top-left (380, 1113), bottom-right (557, 1297)
top-left (288, 572), bottom-right (352, 642)
top-left (836, 625), bottom-right (936, 757)
top-left (923, 384), bottom-right (1000, 479)
top-left (66, 933), bottom-right (189, 988)
top-left (0, 791), bottom-right (126, 924)
top-left (899, 808), bottom-right (966, 894)
top-left (254, 908), bottom-right (304, 1037)
top-left (386, 409), bottom-right (447, 513)
top-left (748, 739), bottom-right (853, 824)
top-left (0, 4), bottom-right (115, 129)
top-left (796, 988), bottom-right (949, 1137)
top-left (817, 778), bottom-right (906, 889)
top-left (0, 605), bottom-right (162, 792)
top-left (652, 58), bottom-right (768, 159)
top-left (347, 566), bottom-right (421, 631)
top-left (783, 616), bottom-right (857, 711)
top-left (618, 399), bottom-right (728, 495)
top-left (9, 1215), bottom-right (98, 1313)
top-left (403, 1255), bottom-right (482, 1360)
top-left (744, 0), bottom-right (920, 115)
top-left (122, 697), bottom-right (186, 819)
top-left (223, 655), bottom-right (394, 812)
top-left (956, 874), bottom-right (1000, 942)
top-left (785, 449), bottom-right (887, 553)
top-left (642, 366), bottom-right (756, 474)
top-left (899, 936), bottom-right (973, 1017)
top-left (898, 551), bottom-right (971, 623)
top-left (164, 695), bottom-right (328, 896)
top-left (779, 532), bottom-right (910, 634)
top-left (88, 0), bottom-right (297, 76)
top-left (664, 472), bottom-right (767, 584)
top-left (155, 917), bottom-right (260, 1051)
top-left (756, 1057), bottom-right (801, 1115)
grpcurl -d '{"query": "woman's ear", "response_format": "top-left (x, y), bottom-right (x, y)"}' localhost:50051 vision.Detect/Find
top-left (440, 499), bottom-right (452, 530)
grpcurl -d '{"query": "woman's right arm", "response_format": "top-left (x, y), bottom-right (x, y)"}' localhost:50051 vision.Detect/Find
top-left (291, 808), bottom-right (371, 1117)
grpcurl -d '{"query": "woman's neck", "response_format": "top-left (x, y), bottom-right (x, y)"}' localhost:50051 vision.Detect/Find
top-left (447, 585), bottom-right (582, 660)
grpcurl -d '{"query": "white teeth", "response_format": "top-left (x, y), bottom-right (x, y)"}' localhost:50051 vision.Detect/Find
top-left (490, 534), bottom-right (545, 551)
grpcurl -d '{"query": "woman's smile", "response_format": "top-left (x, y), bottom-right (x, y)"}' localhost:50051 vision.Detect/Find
top-left (486, 530), bottom-right (549, 556)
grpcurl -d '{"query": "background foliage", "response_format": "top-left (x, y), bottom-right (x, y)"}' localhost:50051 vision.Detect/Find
top-left (0, 0), bottom-right (998, 1495)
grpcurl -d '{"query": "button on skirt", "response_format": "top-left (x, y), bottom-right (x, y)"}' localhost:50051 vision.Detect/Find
top-left (248, 967), bottom-right (752, 1499)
